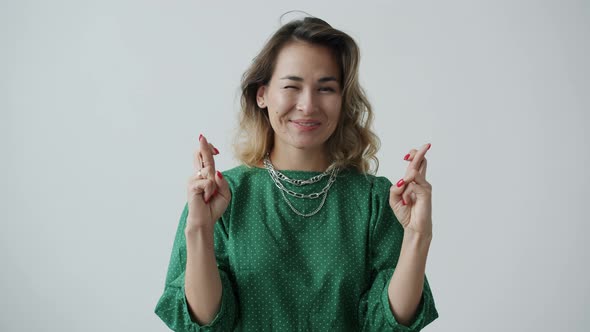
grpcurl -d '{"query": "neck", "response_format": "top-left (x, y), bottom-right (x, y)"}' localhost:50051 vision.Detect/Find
top-left (267, 145), bottom-right (331, 172)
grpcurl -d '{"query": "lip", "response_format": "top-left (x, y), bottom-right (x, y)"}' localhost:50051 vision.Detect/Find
top-left (289, 120), bottom-right (321, 131)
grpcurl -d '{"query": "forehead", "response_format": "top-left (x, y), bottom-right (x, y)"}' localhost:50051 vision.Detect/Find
top-left (272, 41), bottom-right (340, 79)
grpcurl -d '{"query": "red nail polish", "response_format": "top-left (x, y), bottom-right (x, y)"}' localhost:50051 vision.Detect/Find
top-left (199, 134), bottom-right (203, 141)
top-left (402, 199), bottom-right (407, 205)
top-left (427, 143), bottom-right (431, 150)
top-left (216, 170), bottom-right (223, 179)
top-left (396, 179), bottom-right (405, 187)
top-left (213, 147), bottom-right (219, 154)
top-left (403, 153), bottom-right (410, 160)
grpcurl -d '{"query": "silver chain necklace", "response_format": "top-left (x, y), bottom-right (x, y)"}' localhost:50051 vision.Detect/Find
top-left (270, 164), bottom-right (330, 186)
top-left (263, 153), bottom-right (340, 217)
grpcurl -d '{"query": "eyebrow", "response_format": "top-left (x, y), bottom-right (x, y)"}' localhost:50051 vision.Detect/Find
top-left (279, 75), bottom-right (338, 83)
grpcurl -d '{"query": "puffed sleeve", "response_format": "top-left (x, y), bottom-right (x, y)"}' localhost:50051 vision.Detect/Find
top-left (154, 203), bottom-right (238, 331)
top-left (358, 176), bottom-right (439, 331)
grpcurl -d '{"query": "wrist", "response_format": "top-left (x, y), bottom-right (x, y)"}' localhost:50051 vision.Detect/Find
top-left (403, 229), bottom-right (432, 245)
top-left (184, 224), bottom-right (214, 237)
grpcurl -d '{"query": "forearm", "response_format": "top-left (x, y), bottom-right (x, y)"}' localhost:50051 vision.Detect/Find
top-left (184, 227), bottom-right (222, 326)
top-left (387, 230), bottom-right (432, 326)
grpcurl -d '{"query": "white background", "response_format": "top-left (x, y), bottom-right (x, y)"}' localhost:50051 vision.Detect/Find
top-left (2, 1), bottom-right (589, 331)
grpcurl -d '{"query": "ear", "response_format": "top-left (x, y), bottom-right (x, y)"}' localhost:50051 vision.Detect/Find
top-left (256, 85), bottom-right (267, 108)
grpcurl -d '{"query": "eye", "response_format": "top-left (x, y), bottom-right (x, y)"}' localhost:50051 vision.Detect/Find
top-left (284, 86), bottom-right (298, 90)
top-left (319, 87), bottom-right (335, 92)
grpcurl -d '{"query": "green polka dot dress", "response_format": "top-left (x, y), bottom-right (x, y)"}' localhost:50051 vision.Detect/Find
top-left (155, 165), bottom-right (439, 331)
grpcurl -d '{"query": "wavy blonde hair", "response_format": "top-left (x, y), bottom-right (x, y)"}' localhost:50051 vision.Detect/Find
top-left (233, 16), bottom-right (380, 174)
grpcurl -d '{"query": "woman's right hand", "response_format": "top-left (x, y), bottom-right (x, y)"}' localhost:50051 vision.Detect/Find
top-left (185, 134), bottom-right (231, 233)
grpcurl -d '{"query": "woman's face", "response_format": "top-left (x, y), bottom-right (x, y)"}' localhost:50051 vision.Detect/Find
top-left (257, 41), bottom-right (343, 153)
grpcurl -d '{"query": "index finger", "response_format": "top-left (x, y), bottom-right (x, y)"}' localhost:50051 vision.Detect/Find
top-left (199, 134), bottom-right (216, 178)
top-left (409, 143), bottom-right (431, 171)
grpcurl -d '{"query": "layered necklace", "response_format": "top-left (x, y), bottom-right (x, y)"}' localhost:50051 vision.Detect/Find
top-left (263, 153), bottom-right (340, 217)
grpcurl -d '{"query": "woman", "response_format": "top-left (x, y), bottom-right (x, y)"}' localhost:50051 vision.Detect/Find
top-left (155, 16), bottom-right (439, 331)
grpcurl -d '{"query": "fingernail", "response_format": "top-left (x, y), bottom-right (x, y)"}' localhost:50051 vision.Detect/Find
top-left (213, 147), bottom-right (219, 154)
top-left (402, 199), bottom-right (407, 205)
top-left (403, 153), bottom-right (410, 160)
top-left (396, 178), bottom-right (405, 187)
top-left (199, 134), bottom-right (203, 141)
top-left (427, 143), bottom-right (431, 150)
top-left (216, 170), bottom-right (223, 179)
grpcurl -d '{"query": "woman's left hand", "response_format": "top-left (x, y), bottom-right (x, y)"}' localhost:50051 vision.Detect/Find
top-left (389, 143), bottom-right (433, 237)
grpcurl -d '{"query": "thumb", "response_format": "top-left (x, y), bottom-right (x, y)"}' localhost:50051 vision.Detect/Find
top-left (214, 170), bottom-right (231, 200)
top-left (389, 177), bottom-right (407, 205)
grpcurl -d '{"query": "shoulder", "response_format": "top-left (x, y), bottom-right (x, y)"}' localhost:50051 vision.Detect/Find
top-left (220, 164), bottom-right (264, 193)
top-left (371, 174), bottom-right (393, 193)
top-left (340, 168), bottom-right (393, 193)
top-left (220, 164), bottom-right (249, 179)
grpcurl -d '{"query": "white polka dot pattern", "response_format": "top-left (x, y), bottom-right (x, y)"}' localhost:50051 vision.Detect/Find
top-left (154, 165), bottom-right (439, 331)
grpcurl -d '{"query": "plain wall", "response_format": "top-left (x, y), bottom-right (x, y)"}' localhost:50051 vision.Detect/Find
top-left (2, 0), bottom-right (589, 331)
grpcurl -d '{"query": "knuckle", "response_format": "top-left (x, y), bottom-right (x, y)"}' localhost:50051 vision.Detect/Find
top-left (205, 178), bottom-right (216, 188)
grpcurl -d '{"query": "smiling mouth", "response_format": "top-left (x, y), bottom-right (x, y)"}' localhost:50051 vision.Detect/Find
top-left (290, 120), bottom-right (321, 127)
top-left (289, 120), bottom-right (322, 132)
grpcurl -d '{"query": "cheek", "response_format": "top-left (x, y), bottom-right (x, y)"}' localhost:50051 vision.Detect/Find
top-left (328, 110), bottom-right (343, 134)
top-left (272, 98), bottom-right (295, 117)
top-left (267, 110), bottom-right (289, 134)
top-left (267, 96), bottom-right (291, 118)
top-left (326, 100), bottom-right (342, 123)
top-left (268, 109), bottom-right (285, 124)
top-left (269, 95), bottom-right (296, 123)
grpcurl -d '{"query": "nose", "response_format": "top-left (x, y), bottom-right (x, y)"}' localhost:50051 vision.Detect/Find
top-left (296, 88), bottom-right (317, 115)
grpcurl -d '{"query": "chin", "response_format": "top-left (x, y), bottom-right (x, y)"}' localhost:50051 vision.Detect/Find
top-left (292, 140), bottom-right (328, 150)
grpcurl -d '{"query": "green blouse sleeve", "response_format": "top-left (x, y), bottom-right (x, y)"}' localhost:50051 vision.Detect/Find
top-left (358, 176), bottom-right (439, 331)
top-left (154, 203), bottom-right (238, 331)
